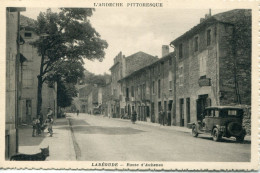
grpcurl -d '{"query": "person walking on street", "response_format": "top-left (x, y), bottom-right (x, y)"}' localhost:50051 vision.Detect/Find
top-left (159, 109), bottom-right (163, 126)
top-left (32, 118), bottom-right (40, 137)
top-left (76, 109), bottom-right (79, 116)
top-left (131, 110), bottom-right (137, 124)
top-left (47, 107), bottom-right (53, 118)
top-left (45, 115), bottom-right (54, 137)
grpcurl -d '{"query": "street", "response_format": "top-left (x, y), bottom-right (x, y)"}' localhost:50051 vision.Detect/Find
top-left (67, 113), bottom-right (250, 162)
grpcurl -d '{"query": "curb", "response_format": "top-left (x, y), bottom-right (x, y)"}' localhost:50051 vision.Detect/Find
top-left (66, 117), bottom-right (77, 161)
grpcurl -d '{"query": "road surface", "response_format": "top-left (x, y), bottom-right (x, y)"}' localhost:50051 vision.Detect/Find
top-left (66, 113), bottom-right (250, 162)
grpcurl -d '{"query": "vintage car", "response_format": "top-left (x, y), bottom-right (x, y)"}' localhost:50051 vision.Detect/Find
top-left (191, 106), bottom-right (246, 142)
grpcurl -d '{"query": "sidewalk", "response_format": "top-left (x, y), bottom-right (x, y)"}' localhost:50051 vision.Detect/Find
top-left (18, 118), bottom-right (76, 161)
top-left (103, 115), bottom-right (251, 142)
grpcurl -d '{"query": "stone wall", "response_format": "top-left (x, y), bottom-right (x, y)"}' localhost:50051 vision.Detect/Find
top-left (174, 22), bottom-right (219, 126)
top-left (218, 10), bottom-right (251, 106)
top-left (241, 105), bottom-right (251, 135)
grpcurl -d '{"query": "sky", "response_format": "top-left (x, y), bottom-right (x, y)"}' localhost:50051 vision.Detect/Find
top-left (22, 8), bottom-right (231, 75)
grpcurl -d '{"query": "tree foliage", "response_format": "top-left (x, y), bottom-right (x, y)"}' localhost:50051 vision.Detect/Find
top-left (57, 81), bottom-right (78, 108)
top-left (80, 70), bottom-right (111, 87)
top-left (32, 8), bottom-right (108, 113)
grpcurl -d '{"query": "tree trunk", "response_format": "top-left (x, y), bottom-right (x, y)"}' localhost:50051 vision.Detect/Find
top-left (37, 76), bottom-right (43, 117)
top-left (37, 53), bottom-right (45, 117)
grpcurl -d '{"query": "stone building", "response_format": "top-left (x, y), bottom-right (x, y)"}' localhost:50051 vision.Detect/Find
top-left (6, 7), bottom-right (26, 159)
top-left (109, 51), bottom-right (158, 118)
top-left (170, 9), bottom-right (251, 127)
top-left (101, 82), bottom-right (112, 116)
top-left (77, 84), bottom-right (90, 113)
top-left (118, 46), bottom-right (175, 124)
top-left (147, 50), bottom-right (176, 124)
top-left (18, 15), bottom-right (57, 123)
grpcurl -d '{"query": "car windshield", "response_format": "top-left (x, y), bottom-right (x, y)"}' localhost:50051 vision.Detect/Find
top-left (220, 109), bottom-right (242, 117)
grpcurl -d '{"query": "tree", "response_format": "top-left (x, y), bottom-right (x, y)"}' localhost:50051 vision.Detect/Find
top-left (57, 81), bottom-right (77, 108)
top-left (81, 70), bottom-right (111, 86)
top-left (32, 8), bottom-right (108, 116)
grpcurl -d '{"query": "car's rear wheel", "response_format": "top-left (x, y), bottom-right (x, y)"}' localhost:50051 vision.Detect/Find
top-left (236, 135), bottom-right (245, 142)
top-left (192, 125), bottom-right (198, 137)
top-left (212, 128), bottom-right (222, 142)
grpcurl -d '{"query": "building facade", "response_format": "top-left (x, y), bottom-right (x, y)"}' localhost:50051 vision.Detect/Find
top-left (170, 9), bottom-right (251, 127)
top-left (118, 46), bottom-right (175, 124)
top-left (6, 7), bottom-right (26, 159)
top-left (109, 51), bottom-right (158, 118)
top-left (19, 15), bottom-right (57, 123)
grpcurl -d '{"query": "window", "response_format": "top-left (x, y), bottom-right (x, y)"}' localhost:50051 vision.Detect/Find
top-left (131, 86), bottom-right (134, 97)
top-left (215, 110), bottom-right (219, 117)
top-left (24, 32), bottom-right (32, 38)
top-left (179, 65), bottom-right (184, 86)
top-left (169, 81), bottom-right (172, 90)
top-left (207, 29), bottom-right (211, 46)
top-left (23, 70), bottom-right (33, 88)
top-left (169, 57), bottom-right (172, 66)
top-left (199, 55), bottom-right (207, 77)
top-left (168, 71), bottom-right (172, 90)
top-left (126, 88), bottom-right (129, 98)
top-left (179, 43), bottom-right (183, 59)
top-left (152, 81), bottom-right (155, 94)
top-left (142, 83), bottom-right (146, 99)
top-left (158, 79), bottom-right (161, 98)
top-left (161, 62), bottom-right (164, 74)
top-left (194, 36), bottom-right (199, 52)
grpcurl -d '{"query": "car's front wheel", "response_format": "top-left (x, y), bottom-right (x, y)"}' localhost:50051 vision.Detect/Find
top-left (236, 135), bottom-right (245, 142)
top-left (192, 125), bottom-right (198, 137)
top-left (212, 128), bottom-right (222, 142)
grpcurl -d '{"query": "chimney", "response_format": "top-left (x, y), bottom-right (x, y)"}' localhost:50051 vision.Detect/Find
top-left (162, 45), bottom-right (169, 57)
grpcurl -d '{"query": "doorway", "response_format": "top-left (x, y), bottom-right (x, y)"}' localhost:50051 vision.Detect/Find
top-left (26, 99), bottom-right (32, 124)
top-left (168, 100), bottom-right (173, 126)
top-left (179, 98), bottom-right (184, 126)
top-left (186, 98), bottom-right (190, 125)
top-left (128, 104), bottom-right (131, 117)
top-left (158, 101), bottom-right (161, 124)
top-left (151, 102), bottom-right (155, 123)
top-left (196, 94), bottom-right (211, 121)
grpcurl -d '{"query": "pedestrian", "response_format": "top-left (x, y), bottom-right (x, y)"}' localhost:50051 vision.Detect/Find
top-left (45, 115), bottom-right (54, 137)
top-left (47, 107), bottom-right (53, 118)
top-left (32, 118), bottom-right (40, 137)
top-left (76, 109), bottom-right (79, 116)
top-left (36, 115), bottom-right (42, 135)
top-left (159, 110), bottom-right (163, 126)
top-left (131, 110), bottom-right (137, 124)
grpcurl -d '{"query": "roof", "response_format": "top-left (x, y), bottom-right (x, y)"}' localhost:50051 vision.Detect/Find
top-left (118, 52), bottom-right (175, 82)
top-left (109, 61), bottom-right (119, 71)
top-left (125, 51), bottom-right (156, 60)
top-left (205, 106), bottom-right (243, 110)
top-left (20, 15), bottom-right (35, 29)
top-left (170, 9), bottom-right (251, 45)
top-left (77, 84), bottom-right (89, 90)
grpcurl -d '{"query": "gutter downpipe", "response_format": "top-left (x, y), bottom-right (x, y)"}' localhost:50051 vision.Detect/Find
top-left (170, 43), bottom-right (176, 126)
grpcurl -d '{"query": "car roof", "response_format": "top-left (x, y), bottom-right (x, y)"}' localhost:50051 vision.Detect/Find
top-left (205, 106), bottom-right (243, 110)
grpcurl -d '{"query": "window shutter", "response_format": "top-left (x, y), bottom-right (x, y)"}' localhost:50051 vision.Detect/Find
top-left (206, 98), bottom-right (211, 107)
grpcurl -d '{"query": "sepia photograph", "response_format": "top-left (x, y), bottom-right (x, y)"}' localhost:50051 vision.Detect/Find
top-left (2, 0), bottom-right (258, 171)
